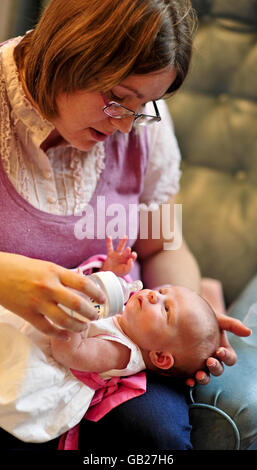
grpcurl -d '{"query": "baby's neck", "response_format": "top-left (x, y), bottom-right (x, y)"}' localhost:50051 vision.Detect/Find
top-left (116, 314), bottom-right (153, 370)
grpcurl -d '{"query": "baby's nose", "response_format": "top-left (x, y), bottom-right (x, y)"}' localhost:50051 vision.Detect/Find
top-left (148, 290), bottom-right (158, 304)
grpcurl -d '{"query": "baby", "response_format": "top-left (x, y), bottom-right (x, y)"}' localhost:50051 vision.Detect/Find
top-left (51, 236), bottom-right (220, 380)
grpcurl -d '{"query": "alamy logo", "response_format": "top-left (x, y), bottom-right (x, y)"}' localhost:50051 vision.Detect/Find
top-left (74, 196), bottom-right (182, 250)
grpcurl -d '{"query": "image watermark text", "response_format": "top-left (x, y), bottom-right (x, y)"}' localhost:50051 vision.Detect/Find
top-left (74, 196), bottom-right (182, 250)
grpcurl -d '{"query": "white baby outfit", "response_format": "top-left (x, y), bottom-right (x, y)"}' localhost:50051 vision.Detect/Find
top-left (0, 313), bottom-right (145, 443)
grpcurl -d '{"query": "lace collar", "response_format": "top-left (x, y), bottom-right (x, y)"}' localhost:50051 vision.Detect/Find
top-left (1, 37), bottom-right (55, 148)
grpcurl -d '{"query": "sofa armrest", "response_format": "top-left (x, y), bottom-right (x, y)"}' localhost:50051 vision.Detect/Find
top-left (189, 275), bottom-right (257, 450)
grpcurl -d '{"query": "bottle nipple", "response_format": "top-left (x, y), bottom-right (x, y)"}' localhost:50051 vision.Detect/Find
top-left (131, 280), bottom-right (144, 291)
top-left (121, 278), bottom-right (143, 303)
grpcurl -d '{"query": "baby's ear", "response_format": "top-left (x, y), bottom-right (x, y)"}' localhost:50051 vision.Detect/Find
top-left (149, 351), bottom-right (174, 370)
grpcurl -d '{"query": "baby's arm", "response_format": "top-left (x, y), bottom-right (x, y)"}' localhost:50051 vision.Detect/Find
top-left (102, 235), bottom-right (137, 276)
top-left (51, 332), bottom-right (130, 373)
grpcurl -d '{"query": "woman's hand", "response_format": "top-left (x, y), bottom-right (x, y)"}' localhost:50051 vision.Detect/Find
top-left (186, 313), bottom-right (252, 387)
top-left (0, 252), bottom-right (106, 339)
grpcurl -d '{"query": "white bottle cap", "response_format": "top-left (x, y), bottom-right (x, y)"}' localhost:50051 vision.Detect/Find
top-left (90, 271), bottom-right (125, 315)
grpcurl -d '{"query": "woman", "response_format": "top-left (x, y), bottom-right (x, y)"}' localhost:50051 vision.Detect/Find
top-left (0, 0), bottom-right (249, 450)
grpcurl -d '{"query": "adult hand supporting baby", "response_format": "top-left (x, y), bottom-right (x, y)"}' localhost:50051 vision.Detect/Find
top-left (186, 313), bottom-right (252, 386)
top-left (0, 252), bottom-right (106, 339)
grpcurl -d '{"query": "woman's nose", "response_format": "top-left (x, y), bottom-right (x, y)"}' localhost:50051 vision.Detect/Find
top-left (109, 116), bottom-right (134, 133)
top-left (148, 291), bottom-right (158, 304)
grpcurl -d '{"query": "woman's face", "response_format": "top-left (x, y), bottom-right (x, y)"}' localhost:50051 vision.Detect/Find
top-left (50, 67), bottom-right (176, 151)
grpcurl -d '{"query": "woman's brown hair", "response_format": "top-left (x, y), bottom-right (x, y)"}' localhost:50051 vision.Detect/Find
top-left (14, 0), bottom-right (196, 118)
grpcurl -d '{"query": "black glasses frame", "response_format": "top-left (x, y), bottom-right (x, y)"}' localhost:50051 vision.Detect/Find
top-left (103, 100), bottom-right (161, 124)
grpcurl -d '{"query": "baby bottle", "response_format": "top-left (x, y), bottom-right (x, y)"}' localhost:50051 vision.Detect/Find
top-left (61, 271), bottom-right (143, 322)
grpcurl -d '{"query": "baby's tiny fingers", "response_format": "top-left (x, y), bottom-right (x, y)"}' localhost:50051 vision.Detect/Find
top-left (127, 258), bottom-right (134, 270)
top-left (106, 236), bottom-right (114, 254)
top-left (116, 235), bottom-right (128, 252)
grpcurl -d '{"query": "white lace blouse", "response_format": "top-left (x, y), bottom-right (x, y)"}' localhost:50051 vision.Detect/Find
top-left (0, 38), bottom-right (182, 216)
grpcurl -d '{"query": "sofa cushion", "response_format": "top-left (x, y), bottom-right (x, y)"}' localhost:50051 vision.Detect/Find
top-left (168, 0), bottom-right (257, 305)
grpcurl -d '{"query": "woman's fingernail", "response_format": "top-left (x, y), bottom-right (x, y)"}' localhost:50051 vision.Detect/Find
top-left (217, 348), bottom-right (225, 357)
top-left (208, 359), bottom-right (216, 368)
top-left (186, 379), bottom-right (195, 387)
top-left (198, 376), bottom-right (205, 383)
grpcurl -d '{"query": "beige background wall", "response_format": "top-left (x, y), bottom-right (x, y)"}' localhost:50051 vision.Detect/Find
top-left (0, 0), bottom-right (19, 42)
top-left (0, 0), bottom-right (50, 42)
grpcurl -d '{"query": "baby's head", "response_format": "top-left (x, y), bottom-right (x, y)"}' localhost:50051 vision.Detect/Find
top-left (120, 285), bottom-right (220, 378)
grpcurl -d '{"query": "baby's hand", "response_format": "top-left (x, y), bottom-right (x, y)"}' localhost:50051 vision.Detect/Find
top-left (102, 236), bottom-right (137, 276)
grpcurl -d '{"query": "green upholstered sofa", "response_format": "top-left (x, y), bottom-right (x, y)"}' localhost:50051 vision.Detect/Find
top-left (168, 0), bottom-right (257, 450)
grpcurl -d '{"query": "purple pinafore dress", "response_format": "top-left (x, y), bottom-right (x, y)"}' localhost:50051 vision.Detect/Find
top-left (0, 130), bottom-right (149, 279)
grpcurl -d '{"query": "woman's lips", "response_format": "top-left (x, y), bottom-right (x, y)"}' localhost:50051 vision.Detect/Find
top-left (89, 128), bottom-right (108, 142)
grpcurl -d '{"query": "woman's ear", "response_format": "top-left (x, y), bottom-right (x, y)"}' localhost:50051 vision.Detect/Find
top-left (149, 351), bottom-right (174, 370)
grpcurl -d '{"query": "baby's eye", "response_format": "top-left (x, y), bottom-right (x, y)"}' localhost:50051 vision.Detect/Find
top-left (165, 306), bottom-right (169, 314)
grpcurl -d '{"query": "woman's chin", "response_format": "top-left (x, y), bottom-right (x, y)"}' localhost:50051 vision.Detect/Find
top-left (69, 139), bottom-right (97, 151)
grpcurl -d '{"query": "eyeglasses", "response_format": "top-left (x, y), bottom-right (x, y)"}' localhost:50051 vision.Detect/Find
top-left (103, 101), bottom-right (161, 126)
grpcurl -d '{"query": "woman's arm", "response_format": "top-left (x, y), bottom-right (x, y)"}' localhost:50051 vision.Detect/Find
top-left (51, 332), bottom-right (130, 372)
top-left (134, 195), bottom-right (201, 292)
top-left (140, 239), bottom-right (201, 293)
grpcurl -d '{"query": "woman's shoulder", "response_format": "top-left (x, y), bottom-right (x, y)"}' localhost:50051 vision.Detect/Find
top-left (139, 99), bottom-right (181, 208)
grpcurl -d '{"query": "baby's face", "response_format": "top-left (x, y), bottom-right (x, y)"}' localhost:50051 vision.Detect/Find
top-left (120, 285), bottom-right (204, 352)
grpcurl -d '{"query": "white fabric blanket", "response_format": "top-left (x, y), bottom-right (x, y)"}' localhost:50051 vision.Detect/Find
top-left (0, 308), bottom-right (93, 443)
